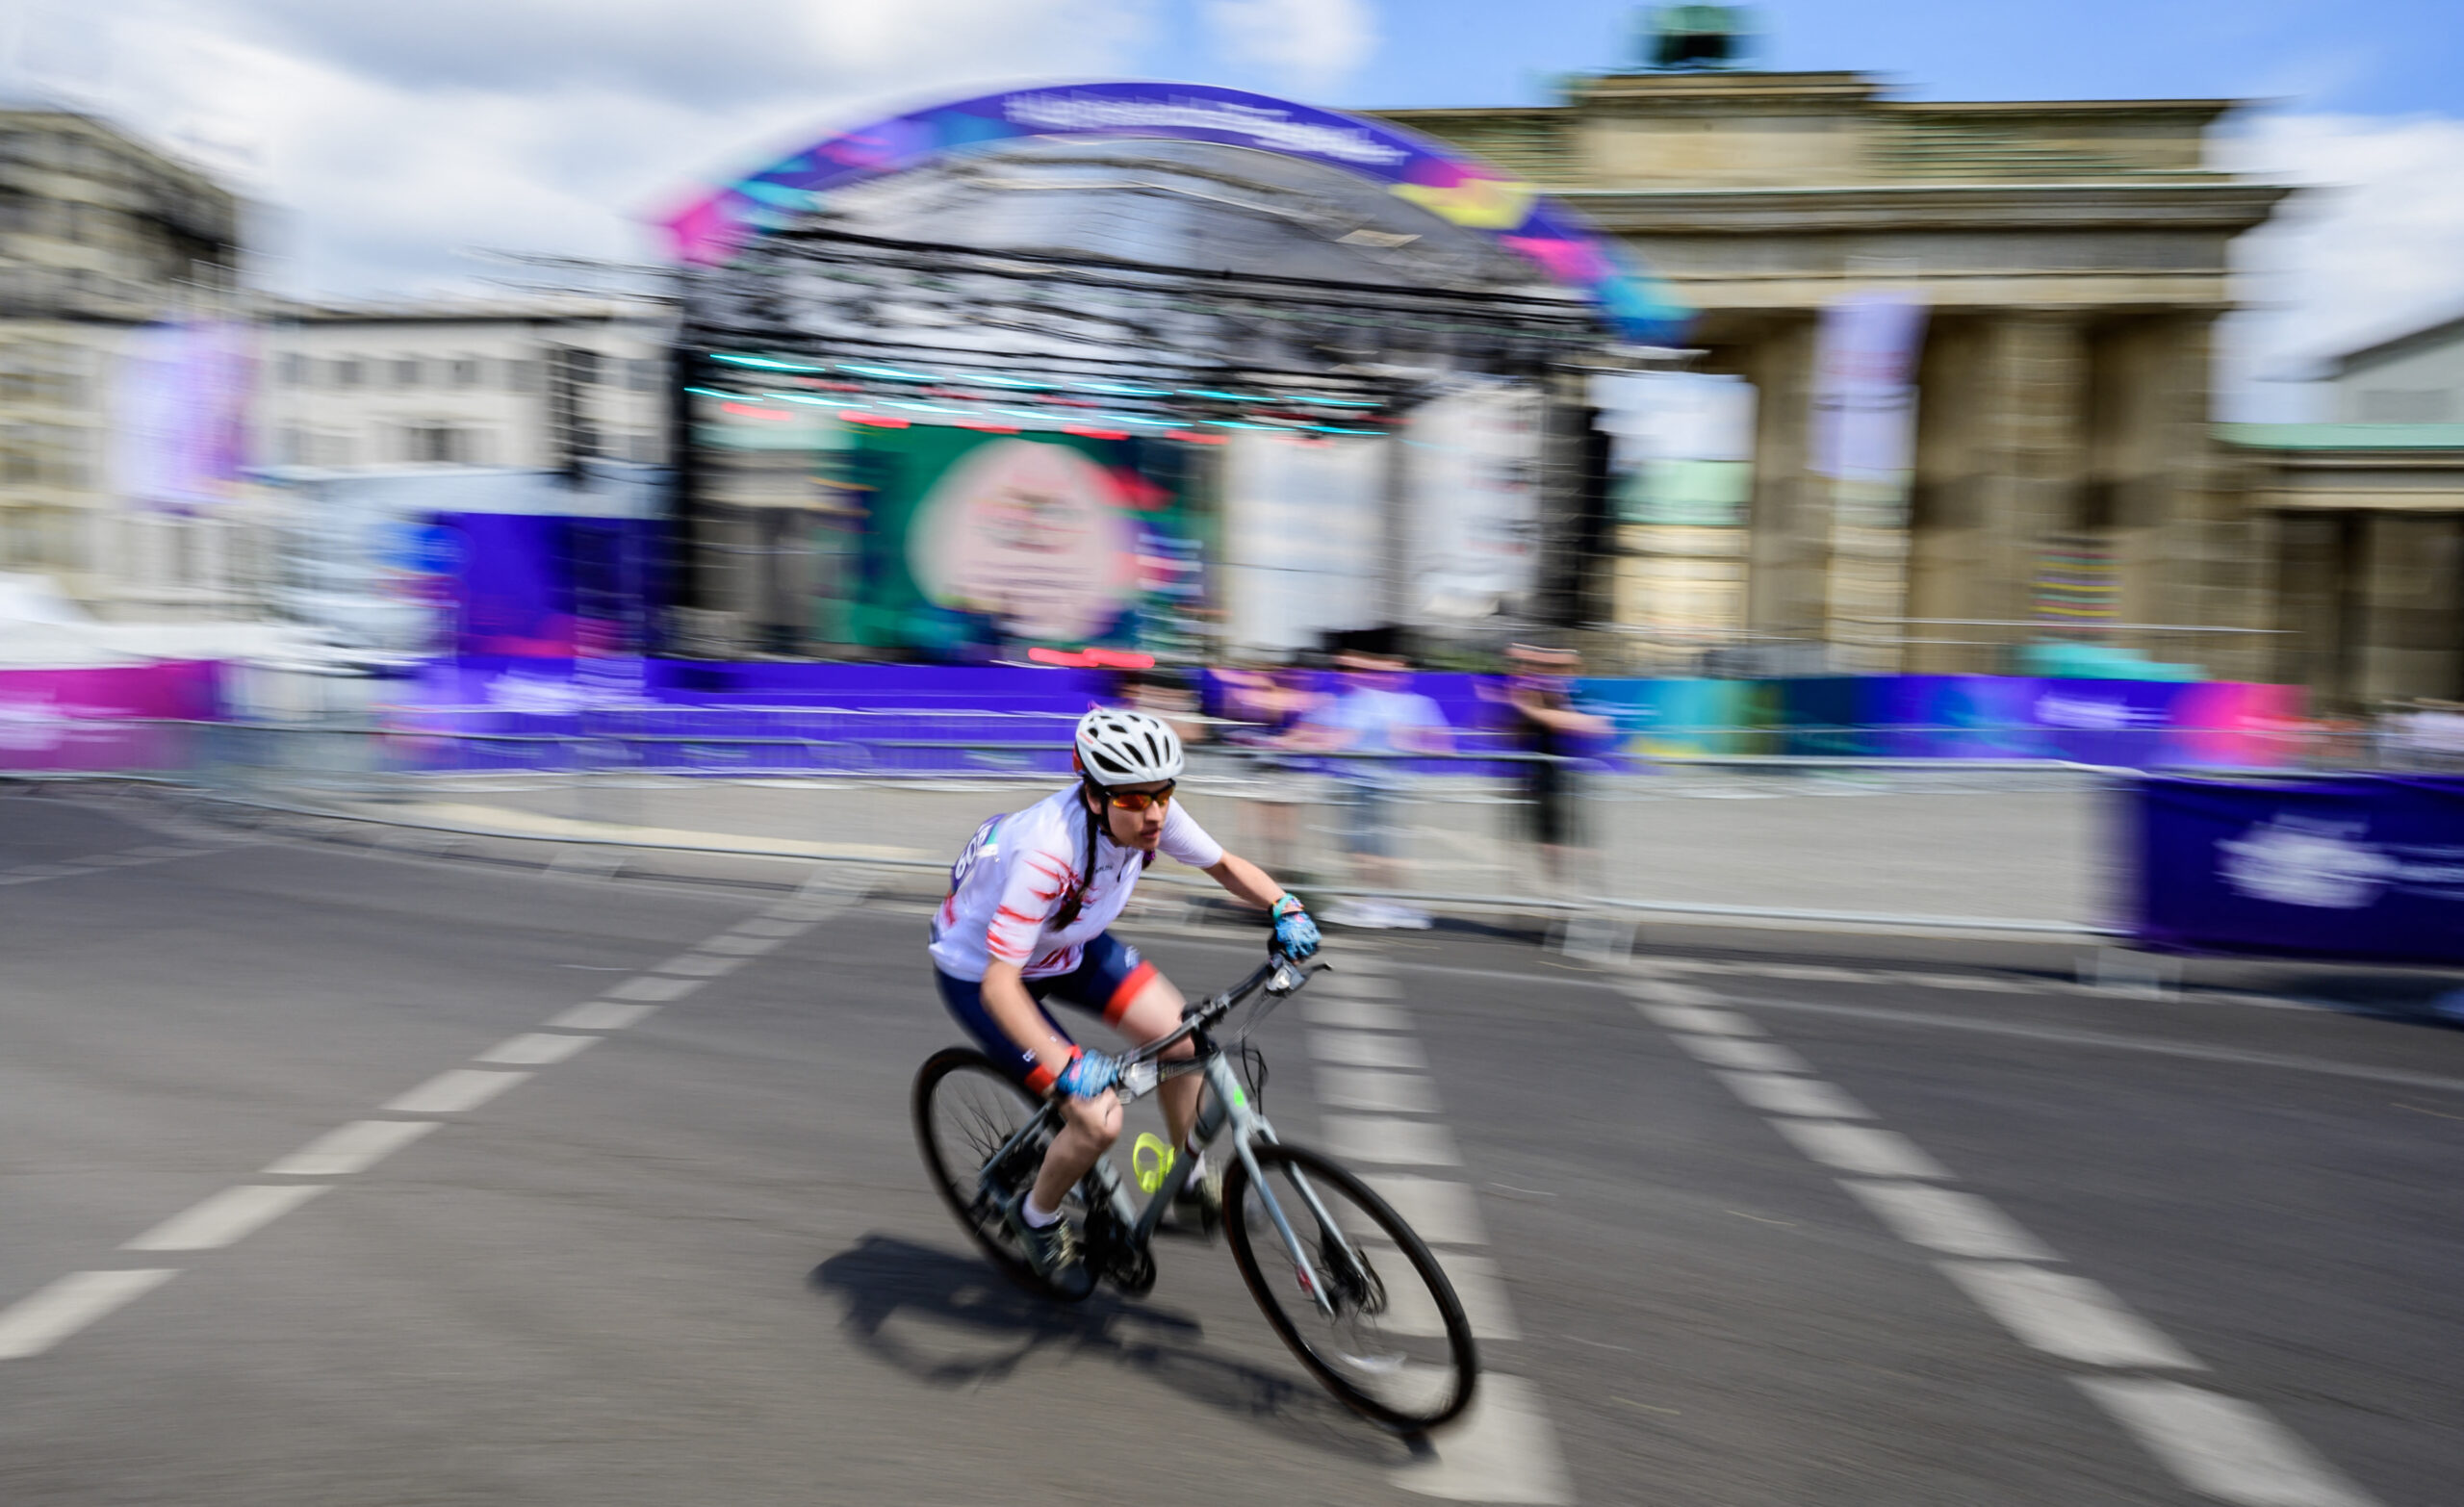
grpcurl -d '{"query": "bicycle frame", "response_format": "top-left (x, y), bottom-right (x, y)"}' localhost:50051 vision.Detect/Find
top-left (973, 953), bottom-right (1370, 1319)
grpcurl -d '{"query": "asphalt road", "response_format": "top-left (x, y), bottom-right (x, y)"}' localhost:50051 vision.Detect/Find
top-left (1, 786), bottom-right (2457, 1505)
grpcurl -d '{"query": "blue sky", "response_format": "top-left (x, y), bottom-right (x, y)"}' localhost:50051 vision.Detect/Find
top-left (9, 0), bottom-right (2461, 411)
top-left (1147, 0), bottom-right (2464, 119)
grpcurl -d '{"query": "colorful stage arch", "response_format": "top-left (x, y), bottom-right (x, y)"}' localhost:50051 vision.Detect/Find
top-left (659, 81), bottom-right (1689, 345)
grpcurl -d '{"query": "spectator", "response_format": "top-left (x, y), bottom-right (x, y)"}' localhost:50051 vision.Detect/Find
top-left (1214, 664), bottom-right (1324, 880)
top-left (1501, 643), bottom-right (1611, 893)
top-left (1297, 651), bottom-right (1452, 930)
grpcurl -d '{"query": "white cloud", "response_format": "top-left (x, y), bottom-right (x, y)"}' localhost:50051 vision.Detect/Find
top-left (2217, 112), bottom-right (2464, 420)
top-left (1201, 0), bottom-right (1377, 94)
top-left (5, 0), bottom-right (1161, 298)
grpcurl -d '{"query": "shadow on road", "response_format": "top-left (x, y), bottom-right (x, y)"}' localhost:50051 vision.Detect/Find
top-left (810, 1233), bottom-right (1401, 1464)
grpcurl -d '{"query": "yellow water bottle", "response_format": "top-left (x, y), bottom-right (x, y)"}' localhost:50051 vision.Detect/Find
top-left (1132, 1133), bottom-right (1176, 1194)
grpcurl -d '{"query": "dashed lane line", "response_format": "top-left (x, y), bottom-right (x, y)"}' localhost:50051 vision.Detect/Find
top-left (1622, 973), bottom-right (2386, 1507)
top-left (1709, 990), bottom-right (2464, 1095)
top-left (384, 1067), bottom-right (534, 1115)
top-left (123, 1185), bottom-right (330, 1253)
top-left (0, 891), bottom-right (842, 1361)
top-left (1939, 1264), bottom-right (2205, 1369)
top-left (2078, 1379), bottom-right (2380, 1507)
top-left (1766, 1119), bottom-right (1951, 1180)
top-left (0, 1272), bottom-right (178, 1361)
top-left (546, 1001), bottom-right (659, 1032)
top-left (261, 1119), bottom-right (441, 1178)
top-left (1838, 1180), bottom-right (2060, 1262)
top-left (476, 1032), bottom-right (603, 1066)
top-left (1300, 957), bottom-right (1576, 1505)
top-left (1714, 1070), bottom-right (1874, 1119)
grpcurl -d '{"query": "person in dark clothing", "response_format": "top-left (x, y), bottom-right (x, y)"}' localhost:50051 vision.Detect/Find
top-left (1501, 643), bottom-right (1610, 891)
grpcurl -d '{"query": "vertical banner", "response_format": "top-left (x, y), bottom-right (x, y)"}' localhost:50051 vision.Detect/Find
top-left (1220, 433), bottom-right (1384, 657)
top-left (1402, 381), bottom-right (1542, 628)
top-left (1810, 291), bottom-right (1928, 673)
top-left (111, 322), bottom-right (254, 510)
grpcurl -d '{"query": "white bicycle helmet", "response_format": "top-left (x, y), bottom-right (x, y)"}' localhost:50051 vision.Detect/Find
top-left (1074, 706), bottom-right (1185, 785)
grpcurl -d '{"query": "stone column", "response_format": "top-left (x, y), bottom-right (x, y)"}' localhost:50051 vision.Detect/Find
top-left (1972, 314), bottom-right (2092, 650)
top-left (2354, 512), bottom-right (2464, 703)
top-left (1732, 314), bottom-right (1823, 651)
top-left (2101, 314), bottom-right (2269, 680)
top-left (1906, 313), bottom-right (2091, 673)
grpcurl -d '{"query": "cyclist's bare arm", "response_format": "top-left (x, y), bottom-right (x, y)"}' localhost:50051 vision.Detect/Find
top-left (1205, 853), bottom-right (1290, 911)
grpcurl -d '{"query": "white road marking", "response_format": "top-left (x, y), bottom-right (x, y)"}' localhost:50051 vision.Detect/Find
top-left (2076, 1379), bottom-right (2382, 1507)
top-left (1371, 1248), bottom-right (1522, 1341)
top-left (1669, 1034), bottom-right (1812, 1074)
top-left (0, 1271), bottom-right (180, 1360)
top-left (695, 932), bottom-right (782, 957)
top-left (1635, 1003), bottom-right (1763, 1036)
top-left (1302, 994), bottom-right (1411, 1031)
top-left (1714, 993), bottom-right (2464, 1096)
top-left (546, 1001), bottom-right (658, 1032)
top-left (1715, 1071), bottom-right (1873, 1119)
top-left (1363, 1175), bottom-right (1491, 1246)
top-left (123, 1184), bottom-right (330, 1252)
top-left (766, 902), bottom-right (840, 922)
top-left (261, 1119), bottom-right (441, 1177)
top-left (1838, 1180), bottom-right (2058, 1261)
top-left (1622, 970), bottom-right (2376, 1505)
top-left (1938, 1262), bottom-right (2204, 1369)
top-left (1750, 962), bottom-right (1867, 983)
top-left (384, 1068), bottom-right (532, 1114)
top-left (731, 917), bottom-right (810, 938)
top-left (1322, 1114), bottom-right (1463, 1167)
top-left (606, 975), bottom-right (701, 1003)
top-left (654, 952), bottom-right (746, 978)
top-left (1628, 979), bottom-right (1724, 1009)
top-left (1307, 1030), bottom-right (1428, 1070)
top-left (1769, 1119), bottom-right (1951, 1180)
top-left (1316, 1067), bottom-right (1441, 1114)
top-left (1390, 1372), bottom-right (1575, 1504)
top-left (1885, 971), bottom-right (2033, 993)
top-left (1315, 971), bottom-right (1399, 999)
top-left (477, 1032), bottom-right (600, 1066)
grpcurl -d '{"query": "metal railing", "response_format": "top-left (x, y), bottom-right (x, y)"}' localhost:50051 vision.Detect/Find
top-left (0, 717), bottom-right (2163, 937)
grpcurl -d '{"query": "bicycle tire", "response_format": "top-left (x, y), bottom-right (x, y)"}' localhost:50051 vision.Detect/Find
top-left (911, 1047), bottom-right (1080, 1302)
top-left (1223, 1141), bottom-right (1478, 1432)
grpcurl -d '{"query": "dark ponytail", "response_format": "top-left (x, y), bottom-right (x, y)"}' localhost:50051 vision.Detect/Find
top-left (1053, 777), bottom-right (1104, 930)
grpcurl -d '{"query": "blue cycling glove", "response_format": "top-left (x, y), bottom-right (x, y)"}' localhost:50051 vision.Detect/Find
top-left (1271, 893), bottom-right (1321, 960)
top-left (1053, 1049), bottom-right (1121, 1100)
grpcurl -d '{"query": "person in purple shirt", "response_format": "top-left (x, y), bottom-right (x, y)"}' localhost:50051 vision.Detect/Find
top-left (1294, 651), bottom-right (1452, 929)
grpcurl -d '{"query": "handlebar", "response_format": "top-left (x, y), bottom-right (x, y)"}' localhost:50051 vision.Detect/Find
top-left (1111, 948), bottom-right (1323, 1103)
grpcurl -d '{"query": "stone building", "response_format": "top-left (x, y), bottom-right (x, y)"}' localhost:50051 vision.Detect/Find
top-left (254, 297), bottom-right (672, 473)
top-left (1375, 70), bottom-right (2294, 682)
top-left (0, 105), bottom-right (257, 620)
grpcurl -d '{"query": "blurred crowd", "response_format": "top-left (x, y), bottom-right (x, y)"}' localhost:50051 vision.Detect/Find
top-left (1133, 641), bottom-right (1613, 930)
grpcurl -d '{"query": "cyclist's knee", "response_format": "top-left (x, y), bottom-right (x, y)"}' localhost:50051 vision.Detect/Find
top-left (1062, 1090), bottom-right (1122, 1144)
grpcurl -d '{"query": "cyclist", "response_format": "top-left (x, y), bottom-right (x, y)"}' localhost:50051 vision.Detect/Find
top-left (930, 706), bottom-right (1322, 1298)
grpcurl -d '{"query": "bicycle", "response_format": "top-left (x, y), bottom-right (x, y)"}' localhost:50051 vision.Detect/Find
top-left (912, 949), bottom-right (1479, 1432)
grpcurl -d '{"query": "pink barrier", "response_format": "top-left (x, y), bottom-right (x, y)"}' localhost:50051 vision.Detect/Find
top-left (0, 661), bottom-right (220, 772)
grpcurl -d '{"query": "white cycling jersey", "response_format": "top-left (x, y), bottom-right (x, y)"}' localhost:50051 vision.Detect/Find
top-left (928, 784), bottom-right (1224, 983)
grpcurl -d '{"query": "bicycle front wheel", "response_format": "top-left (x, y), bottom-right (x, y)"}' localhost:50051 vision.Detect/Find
top-left (1223, 1142), bottom-right (1477, 1431)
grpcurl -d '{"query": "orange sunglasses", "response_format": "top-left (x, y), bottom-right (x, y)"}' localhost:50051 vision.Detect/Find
top-left (1103, 782), bottom-right (1175, 812)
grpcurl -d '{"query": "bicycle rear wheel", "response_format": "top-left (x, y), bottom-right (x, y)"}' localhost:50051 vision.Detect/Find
top-left (1224, 1141), bottom-right (1477, 1431)
top-left (911, 1047), bottom-right (1077, 1300)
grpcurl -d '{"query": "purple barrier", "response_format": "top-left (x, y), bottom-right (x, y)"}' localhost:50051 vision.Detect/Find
top-left (0, 660), bottom-right (221, 772)
top-left (2134, 774), bottom-right (2464, 965)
